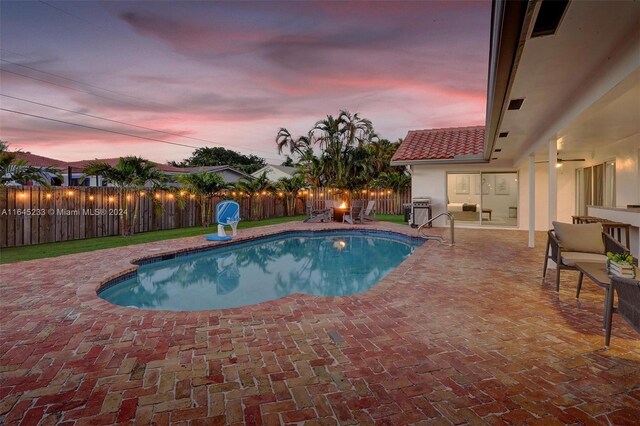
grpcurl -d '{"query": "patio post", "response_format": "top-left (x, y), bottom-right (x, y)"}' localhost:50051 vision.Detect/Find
top-left (548, 139), bottom-right (557, 228)
top-left (528, 153), bottom-right (535, 248)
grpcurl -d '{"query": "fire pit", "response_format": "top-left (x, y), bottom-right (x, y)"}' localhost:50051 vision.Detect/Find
top-left (333, 201), bottom-right (349, 222)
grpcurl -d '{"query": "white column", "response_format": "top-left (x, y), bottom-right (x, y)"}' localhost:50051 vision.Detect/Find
top-left (548, 139), bottom-right (557, 228)
top-left (528, 153), bottom-right (535, 248)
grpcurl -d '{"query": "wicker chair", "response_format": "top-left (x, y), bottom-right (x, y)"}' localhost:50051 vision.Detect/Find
top-left (543, 227), bottom-right (626, 292)
top-left (605, 276), bottom-right (640, 346)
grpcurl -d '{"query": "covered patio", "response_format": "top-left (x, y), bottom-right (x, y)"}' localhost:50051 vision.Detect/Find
top-left (1, 222), bottom-right (639, 424)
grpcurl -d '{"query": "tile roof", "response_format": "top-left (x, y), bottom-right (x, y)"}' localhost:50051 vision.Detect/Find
top-left (391, 126), bottom-right (485, 163)
top-left (12, 152), bottom-right (69, 169)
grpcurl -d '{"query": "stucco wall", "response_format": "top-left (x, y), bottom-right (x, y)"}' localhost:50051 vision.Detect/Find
top-left (411, 132), bottom-right (639, 232)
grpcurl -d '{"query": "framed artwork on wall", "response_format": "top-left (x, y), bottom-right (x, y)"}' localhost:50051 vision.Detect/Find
top-left (455, 175), bottom-right (470, 194)
top-left (475, 175), bottom-right (492, 195)
top-left (495, 175), bottom-right (510, 195)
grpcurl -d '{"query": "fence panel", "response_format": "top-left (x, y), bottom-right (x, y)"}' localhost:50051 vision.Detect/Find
top-left (0, 186), bottom-right (409, 247)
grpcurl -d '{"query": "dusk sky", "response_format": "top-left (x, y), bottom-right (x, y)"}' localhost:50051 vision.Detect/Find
top-left (0, 1), bottom-right (490, 164)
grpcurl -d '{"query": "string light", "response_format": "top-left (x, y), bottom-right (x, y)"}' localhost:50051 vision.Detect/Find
top-left (45, 193), bottom-right (52, 199)
top-left (108, 196), bottom-right (114, 202)
top-left (89, 195), bottom-right (94, 201)
top-left (155, 194), bottom-right (160, 199)
top-left (168, 193), bottom-right (174, 199)
top-left (190, 194), bottom-right (196, 199)
top-left (140, 191), bottom-right (145, 196)
top-left (179, 191), bottom-right (186, 196)
top-left (126, 195), bottom-right (131, 200)
top-left (67, 190), bottom-right (74, 196)
top-left (18, 192), bottom-right (26, 199)
top-left (261, 191), bottom-right (267, 195)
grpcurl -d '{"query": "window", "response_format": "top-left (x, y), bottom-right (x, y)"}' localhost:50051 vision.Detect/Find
top-left (575, 160), bottom-right (615, 213)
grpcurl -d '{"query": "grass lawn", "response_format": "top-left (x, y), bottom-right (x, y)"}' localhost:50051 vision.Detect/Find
top-left (0, 214), bottom-right (405, 264)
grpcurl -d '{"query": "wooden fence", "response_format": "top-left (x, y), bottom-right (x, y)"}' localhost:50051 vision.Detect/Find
top-left (0, 186), bottom-right (409, 248)
top-left (306, 187), bottom-right (410, 215)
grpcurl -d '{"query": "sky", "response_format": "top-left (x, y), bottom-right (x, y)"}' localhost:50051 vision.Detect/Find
top-left (0, 1), bottom-right (490, 164)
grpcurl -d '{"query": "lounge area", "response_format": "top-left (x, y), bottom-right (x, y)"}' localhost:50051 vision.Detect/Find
top-left (1, 222), bottom-right (638, 424)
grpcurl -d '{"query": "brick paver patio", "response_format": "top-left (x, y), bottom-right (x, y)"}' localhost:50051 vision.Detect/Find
top-left (1, 222), bottom-right (639, 425)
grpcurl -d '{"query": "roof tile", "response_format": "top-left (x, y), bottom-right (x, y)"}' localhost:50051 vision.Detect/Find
top-left (391, 126), bottom-right (485, 162)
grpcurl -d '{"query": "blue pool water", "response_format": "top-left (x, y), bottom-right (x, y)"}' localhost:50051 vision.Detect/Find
top-left (98, 231), bottom-right (423, 311)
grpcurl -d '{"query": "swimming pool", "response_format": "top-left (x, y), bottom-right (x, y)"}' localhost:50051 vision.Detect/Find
top-left (98, 230), bottom-right (423, 311)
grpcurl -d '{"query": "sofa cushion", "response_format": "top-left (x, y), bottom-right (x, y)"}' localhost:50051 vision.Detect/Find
top-left (561, 252), bottom-right (607, 267)
top-left (553, 221), bottom-right (604, 254)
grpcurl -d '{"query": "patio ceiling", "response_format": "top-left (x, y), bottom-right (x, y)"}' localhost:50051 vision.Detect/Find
top-left (487, 0), bottom-right (640, 167)
top-left (546, 68), bottom-right (640, 160)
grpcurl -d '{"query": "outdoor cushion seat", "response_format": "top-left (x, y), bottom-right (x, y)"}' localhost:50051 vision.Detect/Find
top-left (543, 222), bottom-right (627, 293)
top-left (561, 252), bottom-right (608, 266)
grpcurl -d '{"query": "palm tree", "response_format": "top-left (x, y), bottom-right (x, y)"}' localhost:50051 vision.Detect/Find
top-left (235, 172), bottom-right (274, 220)
top-left (276, 176), bottom-right (307, 216)
top-left (0, 141), bottom-right (61, 187)
top-left (371, 172), bottom-right (411, 213)
top-left (83, 156), bottom-right (167, 236)
top-left (276, 128), bottom-right (314, 158)
top-left (276, 111), bottom-right (382, 191)
top-left (175, 172), bottom-right (230, 227)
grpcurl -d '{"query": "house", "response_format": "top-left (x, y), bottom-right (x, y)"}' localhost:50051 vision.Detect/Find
top-left (7, 152), bottom-right (253, 187)
top-left (251, 164), bottom-right (296, 182)
top-left (180, 165), bottom-right (254, 184)
top-left (66, 161), bottom-right (252, 186)
top-left (10, 152), bottom-right (68, 186)
top-left (392, 0), bottom-right (639, 257)
top-left (65, 158), bottom-right (187, 187)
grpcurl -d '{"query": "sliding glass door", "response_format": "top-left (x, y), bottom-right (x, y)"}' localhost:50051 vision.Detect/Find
top-left (446, 172), bottom-right (518, 226)
top-left (479, 172), bottom-right (518, 226)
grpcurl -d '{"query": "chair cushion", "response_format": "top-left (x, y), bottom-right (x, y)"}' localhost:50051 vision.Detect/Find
top-left (561, 252), bottom-right (607, 266)
top-left (553, 221), bottom-right (604, 254)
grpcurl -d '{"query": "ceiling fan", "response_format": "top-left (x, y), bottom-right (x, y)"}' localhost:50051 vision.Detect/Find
top-left (535, 154), bottom-right (585, 164)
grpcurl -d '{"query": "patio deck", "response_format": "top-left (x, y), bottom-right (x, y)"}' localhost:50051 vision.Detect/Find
top-left (1, 222), bottom-right (638, 425)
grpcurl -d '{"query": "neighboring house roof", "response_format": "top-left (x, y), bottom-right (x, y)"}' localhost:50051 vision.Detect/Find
top-left (12, 152), bottom-right (69, 169)
top-left (66, 158), bottom-right (185, 173)
top-left (181, 165), bottom-right (254, 180)
top-left (270, 165), bottom-right (296, 175)
top-left (251, 164), bottom-right (296, 177)
top-left (391, 126), bottom-right (485, 165)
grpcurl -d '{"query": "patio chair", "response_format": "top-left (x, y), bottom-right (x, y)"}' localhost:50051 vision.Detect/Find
top-left (363, 200), bottom-right (377, 221)
top-left (543, 221), bottom-right (626, 292)
top-left (324, 200), bottom-right (337, 221)
top-left (206, 200), bottom-right (241, 241)
top-left (343, 200), bottom-right (365, 224)
top-left (304, 200), bottom-right (332, 223)
top-left (605, 275), bottom-right (640, 346)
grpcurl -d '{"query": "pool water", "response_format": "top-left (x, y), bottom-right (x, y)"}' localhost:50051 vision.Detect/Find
top-left (98, 231), bottom-right (423, 311)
